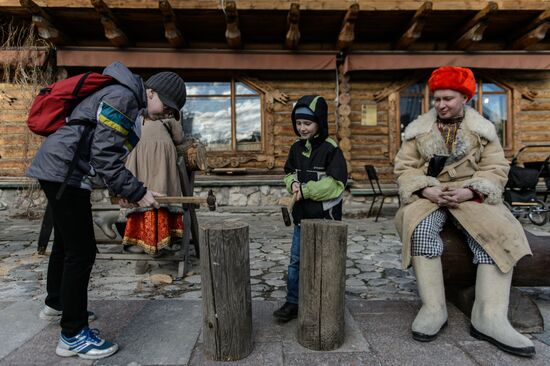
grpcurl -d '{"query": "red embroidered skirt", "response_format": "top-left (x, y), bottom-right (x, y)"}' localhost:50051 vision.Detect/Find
top-left (122, 208), bottom-right (183, 254)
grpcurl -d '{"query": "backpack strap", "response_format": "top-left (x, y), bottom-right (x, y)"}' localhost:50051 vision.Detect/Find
top-left (55, 120), bottom-right (96, 200)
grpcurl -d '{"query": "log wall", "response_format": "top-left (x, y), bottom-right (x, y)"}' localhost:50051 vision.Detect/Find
top-left (268, 79), bottom-right (337, 170)
top-left (1, 70), bottom-right (549, 182)
top-left (510, 71), bottom-right (550, 164)
top-left (0, 83), bottom-right (42, 177)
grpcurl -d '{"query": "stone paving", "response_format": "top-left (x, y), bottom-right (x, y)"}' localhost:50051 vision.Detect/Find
top-left (2, 205), bottom-right (550, 365)
top-left (1, 204), bottom-right (549, 304)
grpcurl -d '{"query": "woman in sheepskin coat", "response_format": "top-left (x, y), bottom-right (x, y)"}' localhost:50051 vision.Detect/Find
top-left (394, 105), bottom-right (531, 273)
top-left (393, 66), bottom-right (534, 358)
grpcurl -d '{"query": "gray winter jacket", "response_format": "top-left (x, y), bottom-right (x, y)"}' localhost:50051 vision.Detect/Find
top-left (27, 62), bottom-right (148, 202)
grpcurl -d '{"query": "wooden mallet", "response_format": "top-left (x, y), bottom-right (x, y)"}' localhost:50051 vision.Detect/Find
top-left (111, 190), bottom-right (217, 211)
top-left (281, 192), bottom-right (297, 226)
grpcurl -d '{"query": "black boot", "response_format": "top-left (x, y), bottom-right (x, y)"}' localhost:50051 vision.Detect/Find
top-left (273, 302), bottom-right (298, 322)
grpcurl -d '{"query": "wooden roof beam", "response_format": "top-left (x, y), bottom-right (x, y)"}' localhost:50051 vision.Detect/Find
top-left (510, 21), bottom-right (550, 50)
top-left (394, 1), bottom-right (433, 50)
top-left (453, 21), bottom-right (489, 50)
top-left (91, 0), bottom-right (129, 47)
top-left (508, 8), bottom-right (550, 49)
top-left (159, 0), bottom-right (185, 48)
top-left (285, 3), bottom-right (300, 50)
top-left (224, 1), bottom-right (241, 49)
top-left (510, 8), bottom-right (550, 40)
top-left (336, 3), bottom-right (359, 51)
top-left (19, 0), bottom-right (67, 45)
top-left (451, 2), bottom-right (498, 50)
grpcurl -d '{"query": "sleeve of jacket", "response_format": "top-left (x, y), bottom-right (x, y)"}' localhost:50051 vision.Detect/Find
top-left (302, 147), bottom-right (347, 201)
top-left (461, 138), bottom-right (509, 204)
top-left (283, 143), bottom-right (299, 193)
top-left (394, 138), bottom-right (441, 204)
top-left (90, 91), bottom-right (146, 202)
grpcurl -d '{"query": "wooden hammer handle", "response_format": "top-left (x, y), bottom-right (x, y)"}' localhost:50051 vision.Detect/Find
top-left (110, 196), bottom-right (207, 205)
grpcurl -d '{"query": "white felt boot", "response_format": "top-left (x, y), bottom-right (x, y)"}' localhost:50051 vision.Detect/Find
top-left (411, 256), bottom-right (448, 341)
top-left (92, 211), bottom-right (119, 239)
top-left (470, 264), bottom-right (535, 357)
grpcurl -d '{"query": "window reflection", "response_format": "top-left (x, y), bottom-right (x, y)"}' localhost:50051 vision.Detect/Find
top-left (181, 80), bottom-right (262, 151)
top-left (236, 96), bottom-right (261, 149)
top-left (182, 97), bottom-right (231, 150)
top-left (482, 94), bottom-right (507, 145)
top-left (186, 82), bottom-right (231, 95)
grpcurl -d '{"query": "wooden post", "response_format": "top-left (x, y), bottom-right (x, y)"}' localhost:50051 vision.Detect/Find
top-left (297, 219), bottom-right (347, 351)
top-left (200, 221), bottom-right (253, 361)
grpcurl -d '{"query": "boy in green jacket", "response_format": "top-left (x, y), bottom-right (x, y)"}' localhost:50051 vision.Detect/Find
top-left (274, 95), bottom-right (348, 322)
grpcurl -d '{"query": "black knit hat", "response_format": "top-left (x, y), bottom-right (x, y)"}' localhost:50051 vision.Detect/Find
top-left (145, 72), bottom-right (186, 120)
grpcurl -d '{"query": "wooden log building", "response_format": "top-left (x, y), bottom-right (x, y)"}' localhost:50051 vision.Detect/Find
top-left (1, 0), bottom-right (549, 186)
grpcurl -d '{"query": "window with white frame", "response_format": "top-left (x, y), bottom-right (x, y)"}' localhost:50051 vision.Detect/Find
top-left (181, 80), bottom-right (262, 151)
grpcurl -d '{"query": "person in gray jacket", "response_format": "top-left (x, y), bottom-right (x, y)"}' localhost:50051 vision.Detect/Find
top-left (27, 62), bottom-right (186, 360)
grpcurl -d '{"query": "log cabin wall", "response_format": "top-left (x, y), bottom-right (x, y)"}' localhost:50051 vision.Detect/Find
top-left (511, 70), bottom-right (550, 163)
top-left (345, 75), bottom-right (396, 183)
top-left (2, 70), bottom-right (550, 182)
top-left (269, 79), bottom-right (337, 170)
top-left (0, 82), bottom-right (42, 177)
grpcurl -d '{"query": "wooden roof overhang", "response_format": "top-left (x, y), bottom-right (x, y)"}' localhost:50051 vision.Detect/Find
top-left (0, 1), bottom-right (549, 71)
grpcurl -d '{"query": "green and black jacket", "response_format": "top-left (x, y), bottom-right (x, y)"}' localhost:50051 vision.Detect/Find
top-left (283, 95), bottom-right (348, 225)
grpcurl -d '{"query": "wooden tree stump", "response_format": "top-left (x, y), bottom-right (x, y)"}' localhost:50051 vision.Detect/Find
top-left (200, 221), bottom-right (253, 361)
top-left (297, 219), bottom-right (348, 351)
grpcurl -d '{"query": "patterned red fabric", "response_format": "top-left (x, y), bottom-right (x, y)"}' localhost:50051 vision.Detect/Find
top-left (428, 66), bottom-right (476, 100)
top-left (123, 208), bottom-right (183, 254)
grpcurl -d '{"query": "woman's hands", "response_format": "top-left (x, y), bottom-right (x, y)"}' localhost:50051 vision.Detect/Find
top-left (421, 186), bottom-right (474, 208)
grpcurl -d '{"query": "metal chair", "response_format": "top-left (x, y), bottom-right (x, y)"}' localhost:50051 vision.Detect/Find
top-left (364, 165), bottom-right (400, 222)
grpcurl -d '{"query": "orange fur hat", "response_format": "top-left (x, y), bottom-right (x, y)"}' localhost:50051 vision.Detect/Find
top-left (428, 66), bottom-right (476, 100)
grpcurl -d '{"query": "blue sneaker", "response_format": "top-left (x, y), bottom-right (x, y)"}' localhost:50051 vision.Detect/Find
top-left (56, 327), bottom-right (118, 360)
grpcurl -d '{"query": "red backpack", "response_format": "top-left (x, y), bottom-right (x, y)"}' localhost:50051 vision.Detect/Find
top-left (27, 72), bottom-right (116, 136)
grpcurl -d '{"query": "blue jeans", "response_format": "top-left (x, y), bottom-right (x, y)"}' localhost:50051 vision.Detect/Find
top-left (286, 225), bottom-right (301, 304)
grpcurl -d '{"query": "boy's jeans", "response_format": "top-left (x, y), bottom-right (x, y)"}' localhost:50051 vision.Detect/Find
top-left (286, 225), bottom-right (301, 304)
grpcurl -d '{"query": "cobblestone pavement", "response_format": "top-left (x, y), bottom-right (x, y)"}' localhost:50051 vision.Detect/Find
top-left (1, 205), bottom-right (549, 303)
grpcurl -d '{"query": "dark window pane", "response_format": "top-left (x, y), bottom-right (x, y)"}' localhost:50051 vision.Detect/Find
top-left (468, 94), bottom-right (478, 109)
top-left (400, 83), bottom-right (425, 141)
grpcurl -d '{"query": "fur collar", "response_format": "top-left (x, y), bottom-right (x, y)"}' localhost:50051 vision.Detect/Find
top-left (403, 106), bottom-right (498, 164)
top-left (403, 106), bottom-right (497, 142)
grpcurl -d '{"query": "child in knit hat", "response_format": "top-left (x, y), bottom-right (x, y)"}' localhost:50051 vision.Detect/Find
top-left (273, 95), bottom-right (348, 322)
top-left (28, 62), bottom-right (186, 360)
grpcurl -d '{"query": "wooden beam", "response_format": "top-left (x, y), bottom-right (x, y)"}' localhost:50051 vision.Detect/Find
top-left (91, 0), bottom-right (129, 47)
top-left (3, 1), bottom-right (548, 11)
top-left (510, 21), bottom-right (550, 50)
top-left (19, 0), bottom-right (67, 45)
top-left (336, 3), bottom-right (359, 51)
top-left (159, 0), bottom-right (185, 48)
top-left (224, 1), bottom-right (241, 49)
top-left (511, 8), bottom-right (550, 39)
top-left (453, 21), bottom-right (489, 50)
top-left (285, 3), bottom-right (300, 50)
top-left (451, 2), bottom-right (498, 50)
top-left (394, 1), bottom-right (433, 50)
